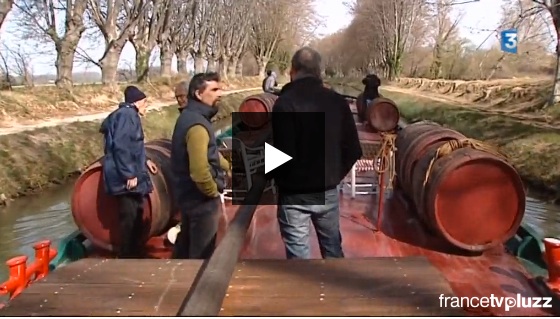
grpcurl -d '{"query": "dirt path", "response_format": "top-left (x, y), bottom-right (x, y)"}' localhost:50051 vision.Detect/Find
top-left (0, 87), bottom-right (260, 136)
top-left (382, 85), bottom-right (560, 132)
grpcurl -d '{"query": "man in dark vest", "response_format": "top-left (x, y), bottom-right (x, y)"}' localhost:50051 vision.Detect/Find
top-left (170, 72), bottom-right (231, 259)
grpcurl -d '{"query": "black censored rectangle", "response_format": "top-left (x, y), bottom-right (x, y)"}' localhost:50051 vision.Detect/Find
top-left (224, 112), bottom-right (272, 205)
top-left (221, 111), bottom-right (326, 206)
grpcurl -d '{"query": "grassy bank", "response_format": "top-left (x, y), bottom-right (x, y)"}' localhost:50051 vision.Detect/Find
top-left (0, 76), bottom-right (263, 128)
top-left (0, 90), bottom-right (258, 202)
top-left (328, 78), bottom-right (560, 200)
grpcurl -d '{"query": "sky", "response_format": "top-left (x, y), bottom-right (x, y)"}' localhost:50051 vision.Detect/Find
top-left (1, 0), bottom-right (507, 76)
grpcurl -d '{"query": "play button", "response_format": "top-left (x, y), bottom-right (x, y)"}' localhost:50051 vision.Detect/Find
top-left (265, 143), bottom-right (292, 174)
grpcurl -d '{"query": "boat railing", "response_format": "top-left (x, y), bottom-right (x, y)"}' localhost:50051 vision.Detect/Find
top-left (0, 240), bottom-right (58, 300)
top-left (177, 174), bottom-right (267, 316)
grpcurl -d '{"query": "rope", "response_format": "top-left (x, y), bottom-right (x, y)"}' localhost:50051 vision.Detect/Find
top-left (422, 138), bottom-right (509, 187)
top-left (374, 133), bottom-right (397, 188)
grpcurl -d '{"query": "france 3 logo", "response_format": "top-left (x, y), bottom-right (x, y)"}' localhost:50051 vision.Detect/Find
top-left (500, 29), bottom-right (518, 54)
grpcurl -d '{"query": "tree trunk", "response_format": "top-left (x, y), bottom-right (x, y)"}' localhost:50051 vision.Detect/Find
top-left (235, 61), bottom-right (243, 76)
top-left (206, 59), bottom-right (217, 72)
top-left (256, 56), bottom-right (269, 78)
top-left (176, 50), bottom-right (188, 75)
top-left (194, 54), bottom-right (205, 73)
top-left (54, 41), bottom-right (78, 90)
top-left (135, 47), bottom-right (151, 83)
top-left (160, 46), bottom-right (173, 78)
top-left (227, 56), bottom-right (238, 78)
top-left (100, 45), bottom-right (124, 85)
top-left (218, 56), bottom-right (228, 78)
top-left (485, 54), bottom-right (506, 81)
top-left (549, 47), bottom-right (560, 106)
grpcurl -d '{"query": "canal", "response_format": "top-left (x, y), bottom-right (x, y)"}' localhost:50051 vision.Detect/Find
top-left (0, 88), bottom-right (558, 283)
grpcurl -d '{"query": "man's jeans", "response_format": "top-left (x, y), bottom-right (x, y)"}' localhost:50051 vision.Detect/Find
top-left (277, 188), bottom-right (344, 259)
top-left (173, 198), bottom-right (221, 259)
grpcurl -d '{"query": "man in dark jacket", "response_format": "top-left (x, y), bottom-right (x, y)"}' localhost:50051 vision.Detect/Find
top-left (170, 72), bottom-right (231, 259)
top-left (359, 74), bottom-right (382, 122)
top-left (270, 47), bottom-right (362, 259)
top-left (100, 85), bottom-right (158, 258)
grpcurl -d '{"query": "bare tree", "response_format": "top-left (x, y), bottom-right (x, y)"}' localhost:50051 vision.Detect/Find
top-left (210, 0), bottom-right (255, 79)
top-left (0, 47), bottom-right (11, 89)
top-left (190, 0), bottom-right (219, 73)
top-left (86, 0), bottom-right (148, 85)
top-left (481, 0), bottom-right (551, 80)
top-left (250, 0), bottom-right (303, 77)
top-left (526, 0), bottom-right (560, 105)
top-left (0, 0), bottom-right (13, 32)
top-left (428, 0), bottom-right (463, 78)
top-left (274, 0), bottom-right (319, 75)
top-left (166, 1), bottom-right (197, 75)
top-left (350, 0), bottom-right (426, 80)
top-left (14, 0), bottom-right (88, 89)
top-left (4, 44), bottom-right (33, 86)
top-left (128, 0), bottom-right (169, 82)
top-left (155, 1), bottom-right (175, 78)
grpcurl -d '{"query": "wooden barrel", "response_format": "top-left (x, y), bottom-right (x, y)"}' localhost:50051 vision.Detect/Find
top-left (411, 145), bottom-right (525, 252)
top-left (365, 97), bottom-right (400, 132)
top-left (410, 141), bottom-right (448, 224)
top-left (145, 141), bottom-right (179, 222)
top-left (396, 125), bottom-right (465, 195)
top-left (395, 122), bottom-right (441, 190)
top-left (238, 93), bottom-right (278, 129)
top-left (148, 138), bottom-right (171, 149)
top-left (70, 140), bottom-right (174, 252)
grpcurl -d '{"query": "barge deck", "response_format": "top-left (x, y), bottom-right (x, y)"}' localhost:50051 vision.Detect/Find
top-left (0, 257), bottom-right (464, 316)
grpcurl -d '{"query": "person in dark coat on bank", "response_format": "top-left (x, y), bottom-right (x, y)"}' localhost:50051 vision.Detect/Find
top-left (270, 47), bottom-right (362, 259)
top-left (358, 74), bottom-right (382, 122)
top-left (100, 85), bottom-right (159, 258)
top-left (170, 72), bottom-right (231, 259)
top-left (262, 70), bottom-right (279, 94)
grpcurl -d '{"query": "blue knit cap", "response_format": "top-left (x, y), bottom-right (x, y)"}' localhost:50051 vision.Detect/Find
top-left (124, 86), bottom-right (147, 103)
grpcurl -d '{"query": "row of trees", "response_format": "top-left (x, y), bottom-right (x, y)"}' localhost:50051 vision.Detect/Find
top-left (311, 0), bottom-right (560, 105)
top-left (0, 0), bottom-right (318, 89)
top-left (312, 0), bottom-right (554, 80)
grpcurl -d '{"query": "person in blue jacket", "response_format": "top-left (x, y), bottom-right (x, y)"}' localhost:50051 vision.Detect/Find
top-left (99, 85), bottom-right (158, 258)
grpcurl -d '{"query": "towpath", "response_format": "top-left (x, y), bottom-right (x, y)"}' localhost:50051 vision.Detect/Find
top-left (0, 87), bottom-right (260, 136)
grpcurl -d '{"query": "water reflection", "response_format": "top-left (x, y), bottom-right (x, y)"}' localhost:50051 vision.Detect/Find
top-left (0, 182), bottom-right (76, 280)
top-left (524, 197), bottom-right (560, 238)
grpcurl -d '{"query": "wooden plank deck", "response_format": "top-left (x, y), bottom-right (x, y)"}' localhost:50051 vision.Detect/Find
top-left (0, 259), bottom-right (203, 316)
top-left (0, 256), bottom-right (466, 316)
top-left (219, 256), bottom-right (466, 316)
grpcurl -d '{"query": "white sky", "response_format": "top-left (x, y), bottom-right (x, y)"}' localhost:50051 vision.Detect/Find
top-left (1, 0), bottom-right (507, 75)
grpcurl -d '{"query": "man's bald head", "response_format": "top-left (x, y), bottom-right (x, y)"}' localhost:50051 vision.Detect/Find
top-left (290, 46), bottom-right (322, 79)
top-left (175, 81), bottom-right (189, 110)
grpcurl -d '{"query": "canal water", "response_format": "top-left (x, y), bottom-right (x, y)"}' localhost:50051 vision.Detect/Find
top-left (0, 89), bottom-right (558, 282)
